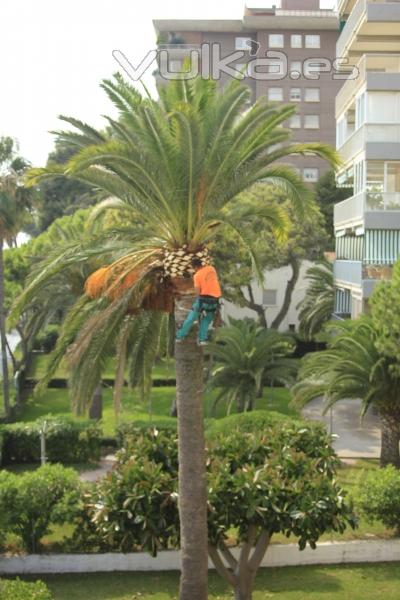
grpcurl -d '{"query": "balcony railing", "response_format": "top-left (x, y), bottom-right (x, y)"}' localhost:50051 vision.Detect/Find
top-left (334, 260), bottom-right (362, 286)
top-left (337, 0), bottom-right (366, 58)
top-left (336, 54), bottom-right (400, 117)
top-left (337, 0), bottom-right (400, 59)
top-left (334, 191), bottom-right (400, 227)
top-left (338, 124), bottom-right (400, 164)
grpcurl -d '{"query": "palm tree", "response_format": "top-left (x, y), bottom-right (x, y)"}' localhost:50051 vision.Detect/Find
top-left (0, 139), bottom-right (32, 418)
top-left (292, 317), bottom-right (400, 467)
top-left (209, 318), bottom-right (297, 414)
top-left (14, 74), bottom-right (339, 599)
top-left (297, 258), bottom-right (334, 340)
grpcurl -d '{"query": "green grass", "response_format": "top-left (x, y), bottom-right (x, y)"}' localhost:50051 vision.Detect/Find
top-left (20, 563), bottom-right (400, 599)
top-left (28, 355), bottom-right (176, 380)
top-left (16, 385), bottom-right (296, 436)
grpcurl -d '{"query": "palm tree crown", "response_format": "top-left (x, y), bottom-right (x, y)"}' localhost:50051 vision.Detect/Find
top-left (14, 73), bottom-right (339, 414)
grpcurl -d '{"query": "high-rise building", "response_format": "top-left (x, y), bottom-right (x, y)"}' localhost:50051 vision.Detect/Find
top-left (333, 0), bottom-right (400, 319)
top-left (153, 1), bottom-right (341, 183)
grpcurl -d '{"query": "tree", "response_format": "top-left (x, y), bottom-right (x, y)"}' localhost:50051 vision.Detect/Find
top-left (297, 258), bottom-right (334, 340)
top-left (213, 186), bottom-right (329, 329)
top-left (315, 170), bottom-right (353, 250)
top-left (0, 137), bottom-right (32, 418)
top-left (15, 73), bottom-right (338, 599)
top-left (79, 425), bottom-right (356, 600)
top-left (209, 318), bottom-right (297, 414)
top-left (292, 317), bottom-right (400, 467)
top-left (370, 259), bottom-right (400, 375)
top-left (34, 141), bottom-right (97, 233)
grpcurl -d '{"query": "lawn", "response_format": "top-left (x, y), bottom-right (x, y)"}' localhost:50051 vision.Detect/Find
top-left (26, 563), bottom-right (400, 599)
top-left (16, 385), bottom-right (297, 436)
top-left (27, 354), bottom-right (176, 381)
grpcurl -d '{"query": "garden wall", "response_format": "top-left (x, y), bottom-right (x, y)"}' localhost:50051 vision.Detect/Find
top-left (1, 540), bottom-right (399, 574)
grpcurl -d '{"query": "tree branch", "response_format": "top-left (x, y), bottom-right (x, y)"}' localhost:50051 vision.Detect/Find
top-left (248, 529), bottom-right (271, 572)
top-left (220, 540), bottom-right (238, 571)
top-left (208, 544), bottom-right (238, 587)
top-left (239, 524), bottom-right (258, 577)
top-left (271, 255), bottom-right (300, 330)
top-left (244, 286), bottom-right (267, 329)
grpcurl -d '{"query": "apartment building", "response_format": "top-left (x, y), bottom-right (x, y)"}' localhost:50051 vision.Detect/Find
top-left (333, 0), bottom-right (400, 318)
top-left (153, 0), bottom-right (341, 183)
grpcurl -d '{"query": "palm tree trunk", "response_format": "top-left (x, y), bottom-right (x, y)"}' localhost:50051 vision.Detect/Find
top-left (0, 239), bottom-right (11, 420)
top-left (175, 294), bottom-right (208, 600)
top-left (380, 413), bottom-right (400, 468)
top-left (89, 383), bottom-right (103, 420)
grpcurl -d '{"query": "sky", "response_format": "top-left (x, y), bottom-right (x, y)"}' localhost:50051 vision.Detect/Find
top-left (0, 0), bottom-right (335, 166)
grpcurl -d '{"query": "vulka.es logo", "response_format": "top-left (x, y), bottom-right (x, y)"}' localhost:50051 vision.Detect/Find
top-left (113, 43), bottom-right (359, 82)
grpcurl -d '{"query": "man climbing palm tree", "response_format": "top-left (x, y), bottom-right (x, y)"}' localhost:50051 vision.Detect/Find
top-left (176, 257), bottom-right (222, 346)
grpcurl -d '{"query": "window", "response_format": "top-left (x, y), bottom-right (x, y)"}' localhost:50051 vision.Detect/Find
top-left (268, 87), bottom-right (283, 102)
top-left (290, 61), bottom-right (302, 78)
top-left (356, 91), bottom-right (366, 129)
top-left (304, 115), bottom-right (320, 129)
top-left (290, 88), bottom-right (302, 102)
top-left (305, 35), bottom-right (320, 49)
top-left (305, 88), bottom-right (320, 102)
top-left (235, 37), bottom-right (254, 51)
top-left (291, 34), bottom-right (302, 48)
top-left (263, 289), bottom-right (277, 306)
top-left (303, 168), bottom-right (319, 182)
top-left (289, 324), bottom-right (296, 332)
top-left (269, 34), bottom-right (284, 48)
top-left (289, 115), bottom-right (301, 129)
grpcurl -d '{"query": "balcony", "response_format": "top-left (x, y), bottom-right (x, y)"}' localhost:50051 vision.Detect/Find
top-left (334, 260), bottom-right (385, 297)
top-left (334, 191), bottom-right (400, 229)
top-left (334, 260), bottom-right (362, 286)
top-left (336, 54), bottom-right (400, 118)
top-left (338, 124), bottom-right (400, 164)
top-left (337, 0), bottom-right (400, 60)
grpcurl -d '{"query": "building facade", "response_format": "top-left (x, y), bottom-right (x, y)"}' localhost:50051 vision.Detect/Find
top-left (333, 0), bottom-right (400, 318)
top-left (154, 0), bottom-right (341, 183)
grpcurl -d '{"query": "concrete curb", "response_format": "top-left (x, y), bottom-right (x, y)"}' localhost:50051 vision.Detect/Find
top-left (1, 539), bottom-right (399, 574)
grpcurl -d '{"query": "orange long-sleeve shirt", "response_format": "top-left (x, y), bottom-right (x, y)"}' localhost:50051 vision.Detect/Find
top-left (193, 265), bottom-right (222, 298)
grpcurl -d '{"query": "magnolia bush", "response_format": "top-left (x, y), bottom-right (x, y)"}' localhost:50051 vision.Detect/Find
top-left (75, 424), bottom-right (356, 600)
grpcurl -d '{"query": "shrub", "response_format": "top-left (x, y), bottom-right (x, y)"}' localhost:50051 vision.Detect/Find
top-left (116, 420), bottom-right (177, 447)
top-left (32, 325), bottom-right (59, 353)
top-left (2, 417), bottom-right (101, 465)
top-left (0, 464), bottom-right (81, 552)
top-left (0, 578), bottom-right (54, 600)
top-left (357, 465), bottom-right (400, 533)
top-left (73, 421), bottom-right (355, 599)
top-left (205, 409), bottom-right (297, 439)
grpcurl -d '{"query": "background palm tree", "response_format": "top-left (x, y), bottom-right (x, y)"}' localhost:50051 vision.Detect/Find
top-left (15, 73), bottom-right (339, 599)
top-left (297, 258), bottom-right (334, 340)
top-left (0, 138), bottom-right (32, 418)
top-left (292, 317), bottom-right (400, 467)
top-left (209, 318), bottom-right (297, 414)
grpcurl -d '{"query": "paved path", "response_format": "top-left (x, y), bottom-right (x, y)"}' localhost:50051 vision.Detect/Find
top-left (301, 397), bottom-right (381, 459)
top-left (79, 454), bottom-right (117, 482)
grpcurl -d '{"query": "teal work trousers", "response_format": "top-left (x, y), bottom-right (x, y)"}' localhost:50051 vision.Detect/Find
top-left (176, 298), bottom-right (218, 342)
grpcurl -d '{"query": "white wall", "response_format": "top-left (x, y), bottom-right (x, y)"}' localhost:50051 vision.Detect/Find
top-left (221, 260), bottom-right (314, 332)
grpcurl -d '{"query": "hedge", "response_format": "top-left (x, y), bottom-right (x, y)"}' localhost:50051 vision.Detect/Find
top-left (0, 578), bottom-right (54, 600)
top-left (205, 409), bottom-right (299, 438)
top-left (1, 417), bottom-right (102, 465)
